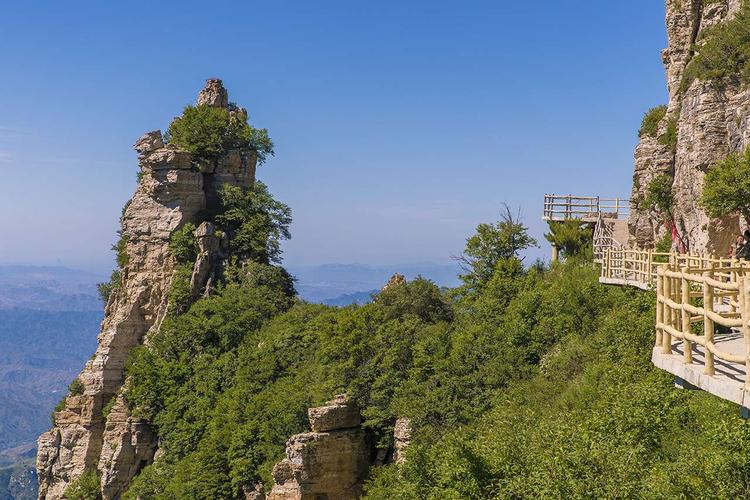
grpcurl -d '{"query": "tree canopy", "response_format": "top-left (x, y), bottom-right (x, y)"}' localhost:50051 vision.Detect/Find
top-left (457, 205), bottom-right (537, 289)
top-left (701, 147), bottom-right (750, 225)
top-left (166, 105), bottom-right (274, 164)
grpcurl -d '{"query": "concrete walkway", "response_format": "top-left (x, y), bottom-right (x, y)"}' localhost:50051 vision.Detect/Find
top-left (652, 331), bottom-right (750, 408)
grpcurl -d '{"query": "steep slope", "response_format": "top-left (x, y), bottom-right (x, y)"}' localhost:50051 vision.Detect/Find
top-left (36, 79), bottom-right (260, 499)
top-left (629, 0), bottom-right (748, 253)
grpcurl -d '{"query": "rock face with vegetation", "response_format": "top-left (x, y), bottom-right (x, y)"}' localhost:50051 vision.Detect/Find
top-left (268, 395), bottom-right (369, 499)
top-left (36, 79), bottom-right (264, 499)
top-left (630, 0), bottom-right (749, 253)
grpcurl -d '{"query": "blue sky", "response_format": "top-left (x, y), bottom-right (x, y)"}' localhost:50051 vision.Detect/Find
top-left (0, 1), bottom-right (668, 273)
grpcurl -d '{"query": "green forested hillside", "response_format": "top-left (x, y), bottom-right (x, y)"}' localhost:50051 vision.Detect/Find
top-left (116, 206), bottom-right (750, 498)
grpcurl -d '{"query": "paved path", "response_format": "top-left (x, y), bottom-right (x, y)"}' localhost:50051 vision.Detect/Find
top-left (652, 331), bottom-right (750, 407)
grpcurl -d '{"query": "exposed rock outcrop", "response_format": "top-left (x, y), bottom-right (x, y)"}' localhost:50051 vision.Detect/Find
top-left (37, 79), bottom-right (258, 499)
top-left (268, 395), bottom-right (369, 500)
top-left (393, 418), bottom-right (412, 464)
top-left (629, 0), bottom-right (748, 253)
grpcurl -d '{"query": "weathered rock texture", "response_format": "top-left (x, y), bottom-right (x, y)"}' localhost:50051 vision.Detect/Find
top-left (268, 395), bottom-right (369, 500)
top-left (629, 0), bottom-right (747, 254)
top-left (37, 79), bottom-right (257, 499)
top-left (393, 418), bottom-right (412, 464)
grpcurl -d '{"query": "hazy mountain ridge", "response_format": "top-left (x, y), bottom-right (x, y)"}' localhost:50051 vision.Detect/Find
top-left (0, 266), bottom-right (102, 499)
top-left (0, 266), bottom-right (104, 311)
top-left (290, 262), bottom-right (461, 304)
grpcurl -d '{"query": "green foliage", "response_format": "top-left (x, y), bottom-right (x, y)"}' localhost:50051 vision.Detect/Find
top-left (214, 183), bottom-right (292, 265)
top-left (681, 4), bottom-right (750, 92)
top-left (169, 223), bottom-right (198, 265)
top-left (458, 205), bottom-right (537, 290)
top-left (544, 220), bottom-right (593, 260)
top-left (365, 275), bottom-right (750, 498)
top-left (115, 203), bottom-right (750, 499)
top-left (658, 115), bottom-right (679, 153)
top-left (654, 232), bottom-right (673, 262)
top-left (639, 105), bottom-right (667, 138)
top-left (64, 470), bottom-right (101, 500)
top-left (68, 378), bottom-right (84, 396)
top-left (644, 174), bottom-right (675, 218)
top-left (167, 263), bottom-right (194, 316)
top-left (166, 105), bottom-right (274, 164)
top-left (113, 230), bottom-right (129, 269)
top-left (102, 396), bottom-right (117, 420)
top-left (701, 147), bottom-right (750, 224)
top-left (96, 270), bottom-right (121, 304)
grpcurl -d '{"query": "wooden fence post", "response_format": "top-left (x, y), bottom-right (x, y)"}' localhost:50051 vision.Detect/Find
top-left (648, 249), bottom-right (654, 284)
top-left (704, 263), bottom-right (715, 376)
top-left (663, 266), bottom-right (673, 355)
top-left (656, 267), bottom-right (664, 347)
top-left (741, 276), bottom-right (750, 389)
top-left (681, 266), bottom-right (692, 364)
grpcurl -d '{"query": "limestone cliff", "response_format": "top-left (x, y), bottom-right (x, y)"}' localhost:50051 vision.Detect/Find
top-left (36, 79), bottom-right (257, 499)
top-left (629, 0), bottom-right (748, 254)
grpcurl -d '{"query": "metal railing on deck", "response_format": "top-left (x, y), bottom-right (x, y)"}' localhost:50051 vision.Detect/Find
top-left (543, 194), bottom-right (630, 221)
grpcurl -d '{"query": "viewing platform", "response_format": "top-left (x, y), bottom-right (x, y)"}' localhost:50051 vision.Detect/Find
top-left (601, 248), bottom-right (750, 414)
top-left (541, 193), bottom-right (750, 415)
top-left (543, 194), bottom-right (629, 222)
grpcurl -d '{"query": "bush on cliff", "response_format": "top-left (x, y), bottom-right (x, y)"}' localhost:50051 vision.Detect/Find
top-left (64, 469), bottom-right (101, 500)
top-left (214, 182), bottom-right (292, 265)
top-left (681, 4), bottom-right (750, 92)
top-left (701, 146), bottom-right (750, 225)
top-left (166, 105), bottom-right (274, 163)
top-left (639, 105), bottom-right (666, 138)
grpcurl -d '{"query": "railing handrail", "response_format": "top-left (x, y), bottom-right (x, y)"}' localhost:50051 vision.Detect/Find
top-left (543, 193), bottom-right (630, 221)
top-left (601, 247), bottom-right (750, 388)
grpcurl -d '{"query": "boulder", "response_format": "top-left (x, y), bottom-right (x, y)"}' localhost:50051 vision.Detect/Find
top-left (308, 394), bottom-right (361, 432)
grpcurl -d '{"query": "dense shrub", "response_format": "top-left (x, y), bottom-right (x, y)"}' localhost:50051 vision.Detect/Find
top-left (68, 378), bottom-right (84, 396)
top-left (96, 270), bottom-right (121, 304)
top-left (681, 4), bottom-right (750, 92)
top-left (639, 105), bottom-right (667, 138)
top-left (169, 223), bottom-right (198, 265)
top-left (214, 183), bottom-right (292, 265)
top-left (166, 105), bottom-right (274, 164)
top-left (701, 146), bottom-right (750, 225)
top-left (457, 205), bottom-right (536, 292)
top-left (658, 115), bottom-right (679, 153)
top-left (64, 470), bottom-right (101, 500)
top-left (644, 174), bottom-right (675, 218)
top-left (544, 220), bottom-right (593, 260)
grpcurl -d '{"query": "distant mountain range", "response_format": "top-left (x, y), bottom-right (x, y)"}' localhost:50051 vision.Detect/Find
top-left (0, 266), bottom-right (104, 311)
top-left (288, 262), bottom-right (461, 305)
top-left (0, 266), bottom-right (103, 499)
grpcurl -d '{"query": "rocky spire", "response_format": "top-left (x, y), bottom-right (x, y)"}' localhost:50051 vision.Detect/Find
top-left (196, 78), bottom-right (229, 108)
top-left (37, 79), bottom-right (257, 500)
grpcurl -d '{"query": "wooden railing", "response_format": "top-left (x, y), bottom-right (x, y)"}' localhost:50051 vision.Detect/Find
top-left (600, 248), bottom-right (750, 388)
top-left (543, 194), bottom-right (630, 221)
top-left (592, 215), bottom-right (624, 263)
top-left (600, 248), bottom-right (744, 289)
top-left (656, 263), bottom-right (750, 386)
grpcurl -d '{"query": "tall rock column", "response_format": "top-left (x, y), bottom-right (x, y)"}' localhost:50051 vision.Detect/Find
top-left (37, 79), bottom-right (258, 499)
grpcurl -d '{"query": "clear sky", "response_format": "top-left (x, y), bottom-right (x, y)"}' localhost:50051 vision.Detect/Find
top-left (0, 1), bottom-right (668, 273)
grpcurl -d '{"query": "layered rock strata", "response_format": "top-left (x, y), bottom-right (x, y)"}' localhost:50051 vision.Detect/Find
top-left (268, 395), bottom-right (369, 500)
top-left (37, 79), bottom-right (257, 499)
top-left (629, 0), bottom-right (748, 254)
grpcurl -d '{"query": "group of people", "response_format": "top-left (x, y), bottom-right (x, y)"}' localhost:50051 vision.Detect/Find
top-left (729, 230), bottom-right (750, 260)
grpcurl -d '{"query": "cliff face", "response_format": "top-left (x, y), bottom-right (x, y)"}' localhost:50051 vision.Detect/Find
top-left (629, 0), bottom-right (748, 253)
top-left (36, 79), bottom-right (257, 499)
